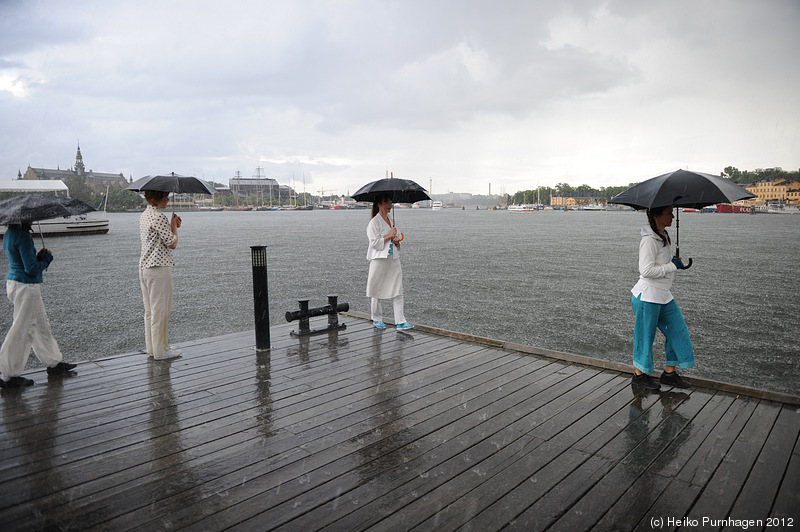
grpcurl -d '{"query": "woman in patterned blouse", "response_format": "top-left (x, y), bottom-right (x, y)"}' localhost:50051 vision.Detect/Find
top-left (139, 190), bottom-right (182, 360)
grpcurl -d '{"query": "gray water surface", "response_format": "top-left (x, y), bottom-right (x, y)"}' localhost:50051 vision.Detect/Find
top-left (1, 208), bottom-right (797, 395)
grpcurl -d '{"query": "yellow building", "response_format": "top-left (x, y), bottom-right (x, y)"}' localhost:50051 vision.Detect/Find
top-left (745, 179), bottom-right (800, 205)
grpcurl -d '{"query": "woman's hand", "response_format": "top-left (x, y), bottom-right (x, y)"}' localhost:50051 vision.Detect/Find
top-left (171, 213), bottom-right (182, 231)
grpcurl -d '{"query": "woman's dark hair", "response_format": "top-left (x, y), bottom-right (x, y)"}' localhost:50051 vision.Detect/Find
top-left (144, 190), bottom-right (170, 206)
top-left (371, 193), bottom-right (392, 218)
top-left (646, 206), bottom-right (671, 247)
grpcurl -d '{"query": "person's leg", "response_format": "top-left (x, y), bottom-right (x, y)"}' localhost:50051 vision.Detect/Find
top-left (140, 268), bottom-right (153, 355)
top-left (0, 281), bottom-right (36, 379)
top-left (370, 298), bottom-right (383, 323)
top-left (27, 283), bottom-right (63, 368)
top-left (659, 299), bottom-right (695, 370)
top-left (631, 294), bottom-right (660, 375)
top-left (392, 295), bottom-right (406, 325)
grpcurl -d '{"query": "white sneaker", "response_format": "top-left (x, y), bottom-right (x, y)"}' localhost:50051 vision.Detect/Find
top-left (155, 349), bottom-right (182, 360)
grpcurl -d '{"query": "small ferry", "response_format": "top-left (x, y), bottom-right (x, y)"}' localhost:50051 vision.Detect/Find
top-left (432, 201), bottom-right (443, 211)
top-left (577, 203), bottom-right (607, 211)
top-left (508, 204), bottom-right (537, 213)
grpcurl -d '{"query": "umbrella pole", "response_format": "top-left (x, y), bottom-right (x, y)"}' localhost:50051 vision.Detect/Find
top-left (675, 208), bottom-right (680, 257)
top-left (37, 221), bottom-right (46, 249)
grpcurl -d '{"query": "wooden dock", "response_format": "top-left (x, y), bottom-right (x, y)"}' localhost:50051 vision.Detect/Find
top-left (1, 316), bottom-right (798, 531)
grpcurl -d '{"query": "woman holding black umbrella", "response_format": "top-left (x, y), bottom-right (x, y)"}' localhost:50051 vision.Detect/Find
top-left (0, 222), bottom-right (76, 388)
top-left (366, 193), bottom-right (413, 330)
top-left (630, 206), bottom-right (694, 390)
top-left (139, 190), bottom-right (182, 360)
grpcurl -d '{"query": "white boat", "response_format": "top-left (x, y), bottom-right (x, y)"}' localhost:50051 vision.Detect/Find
top-left (0, 179), bottom-right (109, 237)
top-left (19, 211), bottom-right (109, 236)
top-left (579, 203), bottom-right (607, 211)
top-left (432, 201), bottom-right (443, 211)
top-left (508, 204), bottom-right (537, 213)
top-left (764, 204), bottom-right (800, 215)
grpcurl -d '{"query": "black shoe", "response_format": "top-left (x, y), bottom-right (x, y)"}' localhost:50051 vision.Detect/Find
top-left (632, 373), bottom-right (661, 390)
top-left (47, 362), bottom-right (77, 375)
top-left (660, 370), bottom-right (691, 389)
top-left (0, 376), bottom-right (35, 389)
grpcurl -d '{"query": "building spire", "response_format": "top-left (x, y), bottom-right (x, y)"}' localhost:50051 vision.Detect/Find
top-left (75, 141), bottom-right (85, 176)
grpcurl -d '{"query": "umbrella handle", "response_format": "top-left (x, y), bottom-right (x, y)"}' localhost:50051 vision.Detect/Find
top-left (396, 232), bottom-right (404, 243)
top-left (684, 258), bottom-right (693, 269)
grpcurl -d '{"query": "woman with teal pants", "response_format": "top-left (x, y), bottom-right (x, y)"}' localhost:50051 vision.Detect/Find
top-left (630, 206), bottom-right (694, 390)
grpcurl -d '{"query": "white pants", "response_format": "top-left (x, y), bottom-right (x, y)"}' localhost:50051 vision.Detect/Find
top-left (140, 267), bottom-right (173, 358)
top-left (371, 296), bottom-right (406, 325)
top-left (0, 280), bottom-right (63, 380)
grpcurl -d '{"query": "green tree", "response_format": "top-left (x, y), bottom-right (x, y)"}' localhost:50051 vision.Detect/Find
top-left (105, 189), bottom-right (143, 211)
top-left (554, 182), bottom-right (573, 195)
top-left (723, 166), bottom-right (742, 183)
top-left (63, 176), bottom-right (93, 203)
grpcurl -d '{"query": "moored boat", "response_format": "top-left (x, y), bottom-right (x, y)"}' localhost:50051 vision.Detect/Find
top-left (716, 203), bottom-right (753, 214)
top-left (508, 204), bottom-right (536, 213)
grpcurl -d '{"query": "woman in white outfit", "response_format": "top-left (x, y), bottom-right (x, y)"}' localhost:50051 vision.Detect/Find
top-left (366, 193), bottom-right (413, 330)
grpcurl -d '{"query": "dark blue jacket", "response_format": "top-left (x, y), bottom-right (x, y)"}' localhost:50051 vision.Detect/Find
top-left (3, 225), bottom-right (53, 284)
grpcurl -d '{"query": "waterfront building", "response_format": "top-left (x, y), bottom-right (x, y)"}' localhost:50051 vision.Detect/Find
top-left (744, 178), bottom-right (800, 206)
top-left (21, 144), bottom-right (128, 192)
top-left (550, 190), bottom-right (604, 208)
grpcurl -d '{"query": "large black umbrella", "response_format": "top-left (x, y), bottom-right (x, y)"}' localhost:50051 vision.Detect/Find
top-left (609, 169), bottom-right (756, 267)
top-left (126, 173), bottom-right (217, 195)
top-left (0, 193), bottom-right (96, 247)
top-left (352, 177), bottom-right (431, 239)
top-left (0, 194), bottom-right (96, 225)
top-left (351, 178), bottom-right (431, 205)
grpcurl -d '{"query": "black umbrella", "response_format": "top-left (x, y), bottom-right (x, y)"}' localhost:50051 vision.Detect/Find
top-left (126, 173), bottom-right (218, 195)
top-left (609, 169), bottom-right (756, 268)
top-left (351, 178), bottom-right (431, 205)
top-left (351, 177), bottom-right (431, 231)
top-left (0, 194), bottom-right (96, 247)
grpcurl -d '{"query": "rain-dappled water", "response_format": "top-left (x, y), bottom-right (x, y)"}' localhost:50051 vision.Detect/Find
top-left (1, 208), bottom-right (797, 395)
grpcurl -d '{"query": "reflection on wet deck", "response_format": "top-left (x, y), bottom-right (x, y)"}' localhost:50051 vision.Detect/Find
top-left (0, 317), bottom-right (798, 530)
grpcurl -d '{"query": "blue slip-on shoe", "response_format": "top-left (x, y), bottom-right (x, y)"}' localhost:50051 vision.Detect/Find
top-left (396, 323), bottom-right (414, 330)
top-left (373, 321), bottom-right (386, 329)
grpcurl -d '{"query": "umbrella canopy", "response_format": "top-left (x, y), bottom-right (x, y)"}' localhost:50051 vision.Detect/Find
top-left (609, 169), bottom-right (756, 269)
top-left (0, 194), bottom-right (95, 225)
top-left (608, 169), bottom-right (755, 210)
top-left (126, 173), bottom-right (217, 195)
top-left (351, 178), bottom-right (431, 204)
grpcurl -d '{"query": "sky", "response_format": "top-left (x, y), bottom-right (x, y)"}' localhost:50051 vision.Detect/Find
top-left (1, 0), bottom-right (798, 197)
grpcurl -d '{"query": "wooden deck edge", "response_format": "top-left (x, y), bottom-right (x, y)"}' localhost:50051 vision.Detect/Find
top-left (344, 311), bottom-right (800, 406)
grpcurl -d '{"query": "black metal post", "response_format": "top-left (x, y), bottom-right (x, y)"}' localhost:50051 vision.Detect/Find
top-left (297, 299), bottom-right (311, 335)
top-left (327, 295), bottom-right (340, 330)
top-left (251, 245), bottom-right (270, 350)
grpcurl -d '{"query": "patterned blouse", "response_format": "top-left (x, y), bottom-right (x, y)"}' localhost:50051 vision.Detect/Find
top-left (139, 205), bottom-right (177, 269)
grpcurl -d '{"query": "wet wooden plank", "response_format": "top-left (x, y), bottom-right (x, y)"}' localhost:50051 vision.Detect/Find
top-left (727, 404), bottom-right (800, 524)
top-left (0, 317), bottom-right (797, 532)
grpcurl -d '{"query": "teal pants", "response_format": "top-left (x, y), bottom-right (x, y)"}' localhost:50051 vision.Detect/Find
top-left (631, 294), bottom-right (695, 374)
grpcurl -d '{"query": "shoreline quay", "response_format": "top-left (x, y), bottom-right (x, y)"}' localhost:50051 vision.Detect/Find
top-left (345, 311), bottom-right (800, 406)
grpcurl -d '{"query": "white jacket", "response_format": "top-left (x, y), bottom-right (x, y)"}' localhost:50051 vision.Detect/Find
top-left (636, 224), bottom-right (677, 292)
top-left (366, 214), bottom-right (399, 260)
